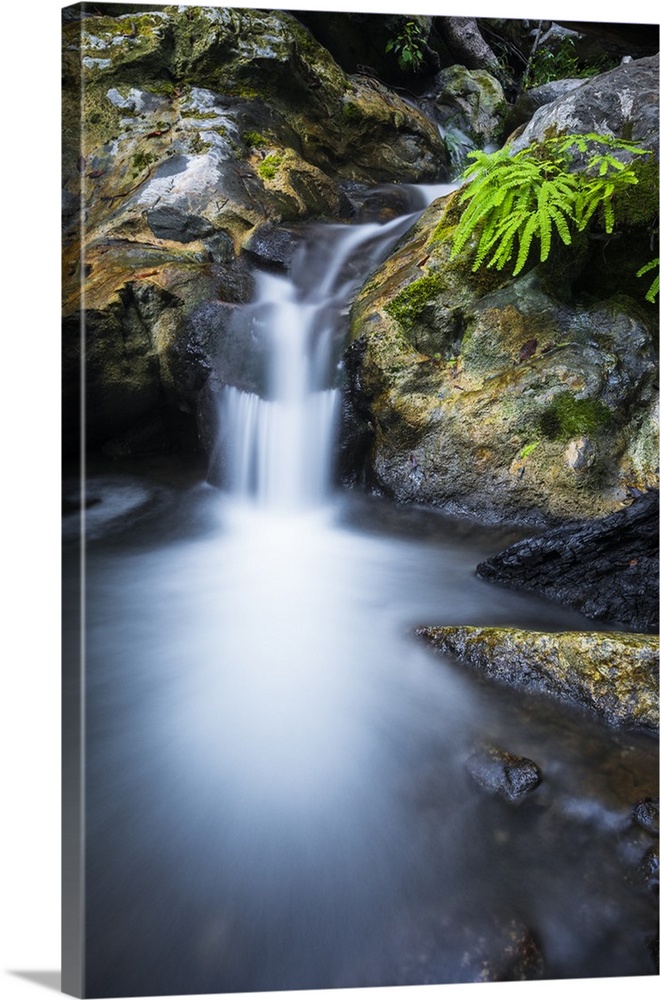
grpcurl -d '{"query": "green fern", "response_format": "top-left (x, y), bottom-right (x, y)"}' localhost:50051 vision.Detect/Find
top-left (450, 133), bottom-right (650, 278)
top-left (636, 258), bottom-right (659, 303)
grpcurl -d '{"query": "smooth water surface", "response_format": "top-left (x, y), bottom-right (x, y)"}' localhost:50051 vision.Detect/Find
top-left (63, 467), bottom-right (657, 997)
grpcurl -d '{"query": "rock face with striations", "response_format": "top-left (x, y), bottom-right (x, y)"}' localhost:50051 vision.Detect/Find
top-left (477, 490), bottom-right (659, 633)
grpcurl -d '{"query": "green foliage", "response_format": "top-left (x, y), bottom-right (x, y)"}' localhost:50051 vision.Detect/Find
top-left (342, 101), bottom-right (364, 123)
top-left (526, 36), bottom-right (618, 88)
top-left (385, 273), bottom-right (444, 332)
top-left (450, 133), bottom-right (651, 278)
top-left (636, 258), bottom-right (659, 303)
top-left (131, 149), bottom-right (156, 175)
top-left (244, 131), bottom-right (268, 148)
top-left (539, 392), bottom-right (612, 441)
top-left (385, 20), bottom-right (425, 74)
top-left (519, 441), bottom-right (540, 459)
top-left (258, 153), bottom-right (283, 180)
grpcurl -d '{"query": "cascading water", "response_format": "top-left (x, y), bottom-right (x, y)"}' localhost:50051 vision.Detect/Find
top-left (69, 183), bottom-right (658, 998)
top-left (217, 209), bottom-right (429, 510)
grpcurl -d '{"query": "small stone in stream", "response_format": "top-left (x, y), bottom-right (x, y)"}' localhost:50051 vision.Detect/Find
top-left (640, 847), bottom-right (659, 896)
top-left (466, 745), bottom-right (541, 803)
top-left (633, 797), bottom-right (659, 836)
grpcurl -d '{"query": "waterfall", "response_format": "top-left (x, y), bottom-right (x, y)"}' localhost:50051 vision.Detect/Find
top-left (216, 191), bottom-right (454, 510)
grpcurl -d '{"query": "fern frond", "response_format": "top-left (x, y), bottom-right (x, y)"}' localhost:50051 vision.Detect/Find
top-left (450, 132), bottom-right (653, 288)
top-left (547, 204), bottom-right (573, 245)
top-left (636, 258), bottom-right (659, 303)
top-left (538, 206), bottom-right (552, 261)
top-left (513, 213), bottom-right (540, 275)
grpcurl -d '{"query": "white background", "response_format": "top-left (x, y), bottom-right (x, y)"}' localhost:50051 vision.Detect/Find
top-left (1, 1), bottom-right (657, 999)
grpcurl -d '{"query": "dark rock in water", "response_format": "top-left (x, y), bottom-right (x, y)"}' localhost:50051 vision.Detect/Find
top-left (389, 909), bottom-right (544, 985)
top-left (633, 797), bottom-right (660, 836)
top-left (417, 626), bottom-right (659, 733)
top-left (244, 223), bottom-right (301, 271)
top-left (462, 917), bottom-right (545, 982)
top-left (640, 847), bottom-right (659, 895)
top-left (466, 745), bottom-right (542, 803)
top-left (476, 490), bottom-right (659, 633)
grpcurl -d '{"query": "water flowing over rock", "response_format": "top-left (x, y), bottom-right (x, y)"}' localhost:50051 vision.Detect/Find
top-left (417, 626), bottom-right (659, 733)
top-left (477, 489), bottom-right (659, 632)
top-left (62, 5), bottom-right (448, 457)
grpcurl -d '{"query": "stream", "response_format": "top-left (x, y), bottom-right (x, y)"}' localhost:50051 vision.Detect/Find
top-left (62, 185), bottom-right (658, 997)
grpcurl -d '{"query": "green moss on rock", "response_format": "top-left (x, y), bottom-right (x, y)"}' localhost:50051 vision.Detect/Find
top-left (540, 392), bottom-right (613, 441)
top-left (385, 272), bottom-right (444, 333)
top-left (258, 153), bottom-right (284, 180)
top-left (418, 625), bottom-right (659, 732)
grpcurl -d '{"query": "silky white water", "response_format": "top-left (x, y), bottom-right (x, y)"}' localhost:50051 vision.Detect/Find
top-left (218, 211), bottom-right (421, 509)
top-left (65, 185), bottom-right (658, 996)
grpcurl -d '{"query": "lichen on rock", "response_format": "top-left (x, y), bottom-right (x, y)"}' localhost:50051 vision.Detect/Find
top-left (417, 625), bottom-right (659, 733)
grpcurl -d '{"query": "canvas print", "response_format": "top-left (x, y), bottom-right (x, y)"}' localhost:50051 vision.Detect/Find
top-left (61, 3), bottom-right (659, 997)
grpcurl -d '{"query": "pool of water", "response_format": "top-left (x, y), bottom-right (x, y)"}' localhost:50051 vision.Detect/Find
top-left (62, 458), bottom-right (658, 997)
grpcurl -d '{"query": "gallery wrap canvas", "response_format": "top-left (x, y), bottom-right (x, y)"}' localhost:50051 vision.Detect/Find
top-left (62, 3), bottom-right (659, 998)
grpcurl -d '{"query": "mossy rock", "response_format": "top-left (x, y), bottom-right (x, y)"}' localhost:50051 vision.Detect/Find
top-left (344, 181), bottom-right (659, 524)
top-left (418, 626), bottom-right (659, 732)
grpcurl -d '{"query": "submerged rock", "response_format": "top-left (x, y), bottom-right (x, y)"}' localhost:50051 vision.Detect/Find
top-left (633, 797), bottom-right (660, 836)
top-left (417, 626), bottom-right (659, 733)
top-left (476, 490), bottom-right (659, 633)
top-left (470, 918), bottom-right (545, 982)
top-left (466, 745), bottom-right (542, 803)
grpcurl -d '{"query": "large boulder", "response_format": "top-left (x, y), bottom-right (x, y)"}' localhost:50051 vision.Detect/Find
top-left (508, 53), bottom-right (659, 160)
top-left (62, 5), bottom-right (448, 457)
top-left (503, 79), bottom-right (585, 137)
top-left (417, 626), bottom-right (659, 733)
top-left (342, 56), bottom-right (659, 526)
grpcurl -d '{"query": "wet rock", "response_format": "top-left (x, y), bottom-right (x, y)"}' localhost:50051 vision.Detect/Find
top-left (470, 918), bottom-right (545, 982)
top-left (466, 745), bottom-right (542, 803)
top-left (503, 79), bottom-right (585, 137)
top-left (508, 53), bottom-right (659, 161)
top-left (244, 223), bottom-right (301, 271)
top-left (476, 490), bottom-right (659, 633)
top-left (417, 626), bottom-right (659, 733)
top-left (62, 4), bottom-right (449, 458)
top-left (633, 798), bottom-right (660, 836)
top-left (345, 215), bottom-right (658, 524)
top-left (344, 57), bottom-right (659, 525)
top-left (388, 910), bottom-right (544, 985)
top-left (640, 847), bottom-right (659, 895)
top-left (146, 207), bottom-right (216, 243)
top-left (430, 66), bottom-right (508, 146)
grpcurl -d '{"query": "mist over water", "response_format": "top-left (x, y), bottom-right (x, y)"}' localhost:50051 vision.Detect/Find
top-left (66, 186), bottom-right (658, 996)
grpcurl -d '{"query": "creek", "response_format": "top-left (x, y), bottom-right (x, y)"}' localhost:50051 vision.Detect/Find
top-left (62, 186), bottom-right (658, 997)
